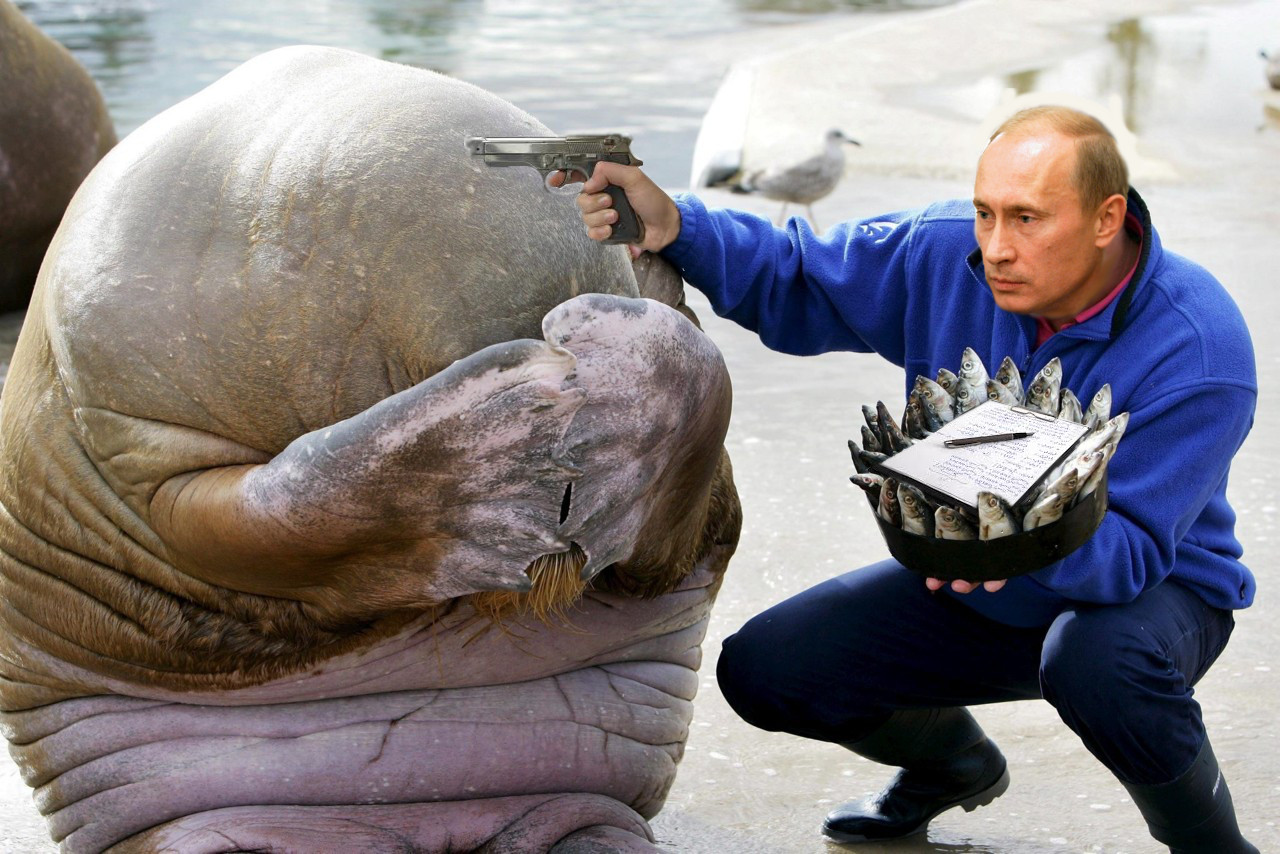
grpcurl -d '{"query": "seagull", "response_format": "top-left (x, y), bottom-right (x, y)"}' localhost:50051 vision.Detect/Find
top-left (727, 128), bottom-right (861, 229)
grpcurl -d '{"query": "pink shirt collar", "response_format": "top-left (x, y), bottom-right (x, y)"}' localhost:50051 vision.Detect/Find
top-left (1035, 211), bottom-right (1144, 347)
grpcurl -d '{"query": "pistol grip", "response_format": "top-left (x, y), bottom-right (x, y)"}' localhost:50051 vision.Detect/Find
top-left (602, 184), bottom-right (645, 245)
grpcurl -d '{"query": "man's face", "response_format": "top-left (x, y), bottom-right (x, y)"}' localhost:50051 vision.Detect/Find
top-left (972, 129), bottom-right (1105, 323)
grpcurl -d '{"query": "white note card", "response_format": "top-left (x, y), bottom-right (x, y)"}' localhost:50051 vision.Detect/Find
top-left (878, 401), bottom-right (1090, 509)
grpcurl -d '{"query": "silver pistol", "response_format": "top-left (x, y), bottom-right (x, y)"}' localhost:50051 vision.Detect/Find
top-left (465, 134), bottom-right (645, 245)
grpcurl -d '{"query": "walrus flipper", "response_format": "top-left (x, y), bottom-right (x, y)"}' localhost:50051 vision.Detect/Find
top-left (543, 294), bottom-right (732, 591)
top-left (149, 336), bottom-right (585, 619)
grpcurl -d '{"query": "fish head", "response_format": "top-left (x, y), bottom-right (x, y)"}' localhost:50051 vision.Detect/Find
top-left (1088, 384), bottom-right (1112, 416)
top-left (935, 506), bottom-right (961, 528)
top-left (915, 377), bottom-right (944, 405)
top-left (897, 483), bottom-right (922, 512)
top-left (1075, 449), bottom-right (1106, 480)
top-left (996, 356), bottom-right (1019, 384)
top-left (880, 478), bottom-right (900, 508)
top-left (959, 347), bottom-right (987, 382)
top-left (976, 491), bottom-right (1012, 522)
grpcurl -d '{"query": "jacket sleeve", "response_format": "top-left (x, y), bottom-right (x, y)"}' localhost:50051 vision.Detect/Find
top-left (661, 193), bottom-right (923, 362)
top-left (1032, 377), bottom-right (1255, 604)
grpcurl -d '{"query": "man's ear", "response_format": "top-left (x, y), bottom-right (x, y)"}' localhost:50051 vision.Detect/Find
top-left (1095, 193), bottom-right (1128, 247)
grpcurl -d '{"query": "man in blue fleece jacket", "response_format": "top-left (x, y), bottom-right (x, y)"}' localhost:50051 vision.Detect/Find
top-left (576, 106), bottom-right (1258, 853)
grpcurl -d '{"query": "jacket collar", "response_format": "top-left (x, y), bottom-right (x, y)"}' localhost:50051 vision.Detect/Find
top-left (965, 187), bottom-right (1156, 342)
top-left (1108, 187), bottom-right (1153, 337)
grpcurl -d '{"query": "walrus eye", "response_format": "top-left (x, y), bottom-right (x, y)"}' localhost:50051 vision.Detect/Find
top-left (560, 483), bottom-right (573, 525)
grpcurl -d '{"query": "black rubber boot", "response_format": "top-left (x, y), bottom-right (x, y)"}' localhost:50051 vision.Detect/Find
top-left (822, 707), bottom-right (1009, 844)
top-left (1122, 738), bottom-right (1259, 853)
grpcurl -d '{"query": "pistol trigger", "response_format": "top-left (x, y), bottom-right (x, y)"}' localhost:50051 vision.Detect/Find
top-left (545, 167), bottom-right (586, 197)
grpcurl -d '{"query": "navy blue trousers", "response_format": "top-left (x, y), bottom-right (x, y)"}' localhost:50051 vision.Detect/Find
top-left (717, 560), bottom-right (1235, 785)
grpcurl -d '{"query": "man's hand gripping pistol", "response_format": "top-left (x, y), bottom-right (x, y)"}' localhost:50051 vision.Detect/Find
top-left (466, 134), bottom-right (645, 244)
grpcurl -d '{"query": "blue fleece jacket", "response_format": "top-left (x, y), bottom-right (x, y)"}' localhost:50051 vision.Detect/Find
top-left (663, 189), bottom-right (1257, 627)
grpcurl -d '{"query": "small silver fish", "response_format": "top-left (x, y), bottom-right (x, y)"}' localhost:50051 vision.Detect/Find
top-left (897, 481), bottom-right (934, 536)
top-left (959, 347), bottom-right (988, 382)
top-left (876, 400), bottom-right (912, 453)
top-left (1078, 445), bottom-right (1113, 499)
top-left (1047, 448), bottom-right (1106, 504)
top-left (934, 505), bottom-right (977, 540)
top-left (861, 424), bottom-right (882, 454)
top-left (985, 377), bottom-right (1021, 406)
top-left (914, 375), bottom-right (956, 426)
top-left (902, 391), bottom-right (933, 440)
top-left (955, 347), bottom-right (989, 412)
top-left (1083, 384), bottom-right (1112, 431)
top-left (849, 472), bottom-right (885, 504)
top-left (994, 356), bottom-right (1024, 402)
top-left (848, 439), bottom-right (881, 474)
top-left (1023, 491), bottom-right (1065, 529)
top-left (862, 404), bottom-right (881, 437)
top-left (1039, 466), bottom-right (1081, 506)
top-left (878, 476), bottom-right (902, 526)
top-left (953, 379), bottom-right (982, 414)
top-left (976, 491), bottom-right (1021, 539)
top-left (1058, 387), bottom-right (1084, 423)
top-left (853, 446), bottom-right (889, 474)
top-left (1025, 357), bottom-right (1062, 415)
top-left (935, 367), bottom-right (959, 397)
top-left (1075, 411), bottom-right (1130, 460)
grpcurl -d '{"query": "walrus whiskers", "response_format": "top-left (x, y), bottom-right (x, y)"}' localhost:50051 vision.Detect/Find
top-left (470, 543), bottom-right (589, 625)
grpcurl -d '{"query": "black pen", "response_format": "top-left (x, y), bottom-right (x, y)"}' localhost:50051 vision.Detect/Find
top-left (943, 431), bottom-right (1035, 448)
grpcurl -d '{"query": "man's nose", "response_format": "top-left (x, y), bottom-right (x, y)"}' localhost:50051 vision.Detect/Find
top-left (984, 219), bottom-right (1015, 263)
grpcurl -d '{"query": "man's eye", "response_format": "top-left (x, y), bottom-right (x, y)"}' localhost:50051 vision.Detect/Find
top-left (1019, 214), bottom-right (1035, 224)
top-left (976, 210), bottom-right (990, 221)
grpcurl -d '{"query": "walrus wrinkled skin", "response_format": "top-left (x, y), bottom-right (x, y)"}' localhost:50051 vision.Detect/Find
top-left (0, 0), bottom-right (116, 312)
top-left (0, 46), bottom-right (740, 853)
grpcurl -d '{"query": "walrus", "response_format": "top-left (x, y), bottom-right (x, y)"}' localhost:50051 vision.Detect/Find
top-left (0, 46), bottom-right (740, 852)
top-left (0, 0), bottom-right (116, 312)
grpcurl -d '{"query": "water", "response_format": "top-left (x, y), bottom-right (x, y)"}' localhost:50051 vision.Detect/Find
top-left (16, 0), bottom-right (1275, 188)
top-left (14, 0), bottom-right (952, 188)
top-left (907, 1), bottom-right (1280, 164)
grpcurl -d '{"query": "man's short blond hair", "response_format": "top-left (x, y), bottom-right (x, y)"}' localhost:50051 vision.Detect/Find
top-left (990, 106), bottom-right (1129, 212)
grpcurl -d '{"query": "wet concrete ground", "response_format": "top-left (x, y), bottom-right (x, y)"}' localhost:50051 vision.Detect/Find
top-left (3, 0), bottom-right (1279, 851)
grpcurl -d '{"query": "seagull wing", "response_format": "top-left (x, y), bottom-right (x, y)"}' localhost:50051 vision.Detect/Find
top-left (750, 151), bottom-right (844, 204)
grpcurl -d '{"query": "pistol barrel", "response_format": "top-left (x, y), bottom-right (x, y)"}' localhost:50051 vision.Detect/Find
top-left (466, 135), bottom-right (636, 157)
